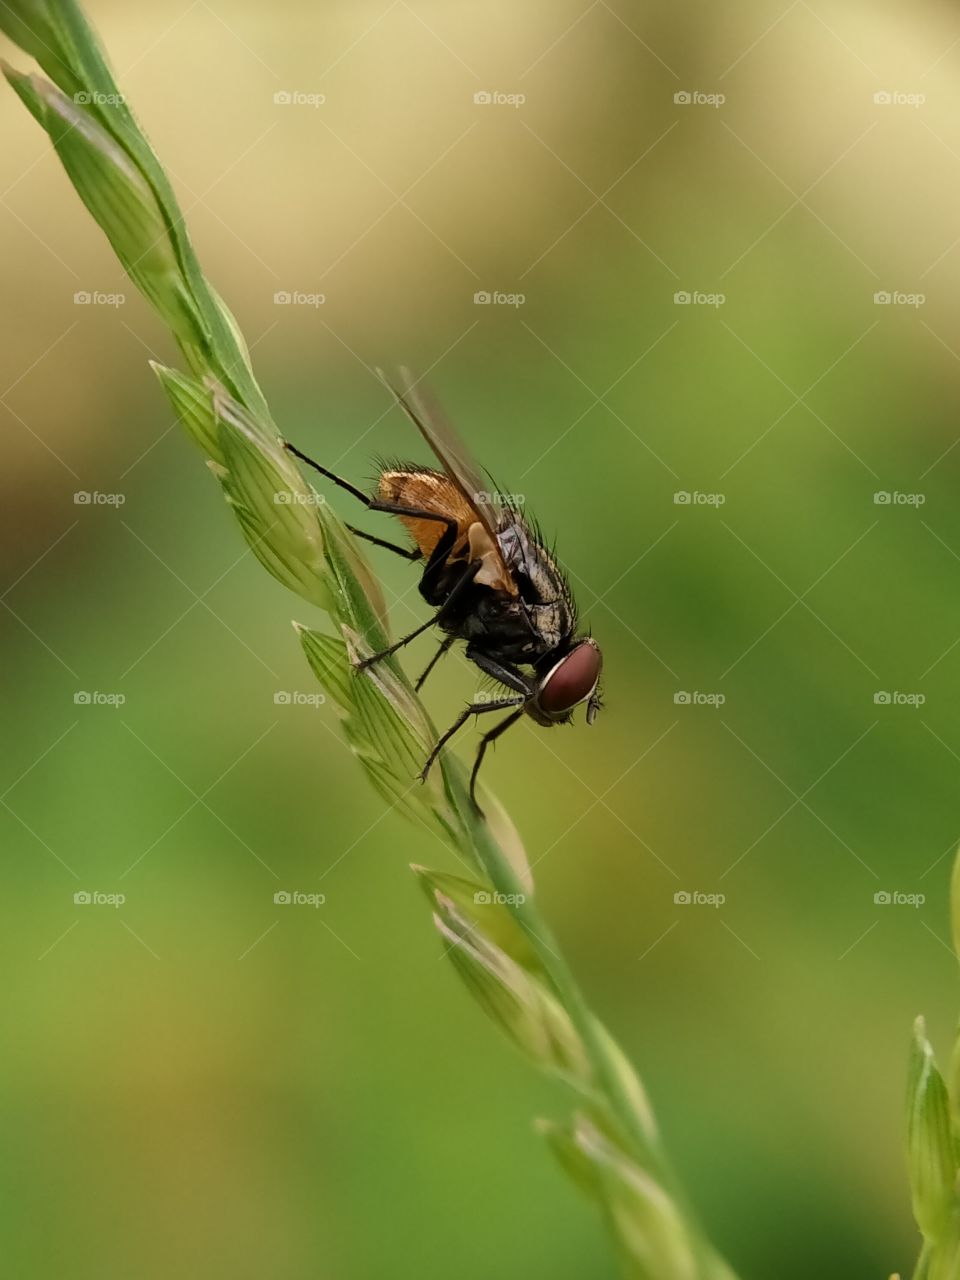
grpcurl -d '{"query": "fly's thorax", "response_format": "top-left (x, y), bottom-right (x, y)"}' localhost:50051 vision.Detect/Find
top-left (464, 592), bottom-right (544, 660)
top-left (498, 523), bottom-right (573, 622)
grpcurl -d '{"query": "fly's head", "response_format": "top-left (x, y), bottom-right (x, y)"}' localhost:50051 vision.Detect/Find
top-left (528, 637), bottom-right (603, 728)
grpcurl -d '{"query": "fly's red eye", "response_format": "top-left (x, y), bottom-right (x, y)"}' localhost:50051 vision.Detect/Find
top-left (538, 641), bottom-right (602, 716)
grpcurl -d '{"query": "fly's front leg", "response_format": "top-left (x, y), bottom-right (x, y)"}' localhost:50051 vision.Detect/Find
top-left (466, 649), bottom-right (534, 697)
top-left (419, 694), bottom-right (528, 786)
top-left (470, 708), bottom-right (525, 810)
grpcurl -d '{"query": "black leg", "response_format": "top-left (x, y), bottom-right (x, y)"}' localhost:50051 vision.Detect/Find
top-left (344, 523), bottom-right (421, 561)
top-left (415, 635), bottom-right (456, 691)
top-left (356, 559), bottom-right (481, 671)
top-left (466, 648), bottom-right (534, 697)
top-left (418, 694), bottom-right (528, 785)
top-left (470, 708), bottom-right (525, 808)
top-left (284, 443), bottom-right (371, 505)
top-left (284, 444), bottom-right (458, 560)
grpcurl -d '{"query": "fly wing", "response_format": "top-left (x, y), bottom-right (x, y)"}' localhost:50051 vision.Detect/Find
top-left (378, 367), bottom-right (505, 538)
top-left (377, 368), bottom-right (518, 595)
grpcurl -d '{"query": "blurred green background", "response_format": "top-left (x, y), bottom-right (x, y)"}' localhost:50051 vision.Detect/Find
top-left (2, 1), bottom-right (960, 1276)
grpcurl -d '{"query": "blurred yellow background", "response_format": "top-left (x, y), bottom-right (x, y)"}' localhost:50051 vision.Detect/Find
top-left (3, 1), bottom-right (960, 1276)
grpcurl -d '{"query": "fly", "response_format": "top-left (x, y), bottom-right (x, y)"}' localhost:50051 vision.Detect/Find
top-left (284, 368), bottom-right (603, 807)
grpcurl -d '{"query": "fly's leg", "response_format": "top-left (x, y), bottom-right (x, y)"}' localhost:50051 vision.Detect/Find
top-left (418, 694), bottom-right (528, 787)
top-left (469, 709), bottom-right (525, 809)
top-left (284, 443), bottom-right (455, 562)
top-left (466, 650), bottom-right (534, 697)
top-left (344, 524), bottom-right (421, 561)
top-left (355, 558), bottom-right (481, 671)
top-left (284, 443), bottom-right (371, 504)
top-left (415, 635), bottom-right (456, 692)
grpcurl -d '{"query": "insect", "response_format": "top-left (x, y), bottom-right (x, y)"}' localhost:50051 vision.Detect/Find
top-left (284, 369), bottom-right (602, 806)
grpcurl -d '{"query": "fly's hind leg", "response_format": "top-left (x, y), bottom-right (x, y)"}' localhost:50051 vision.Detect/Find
top-left (284, 443), bottom-right (421, 561)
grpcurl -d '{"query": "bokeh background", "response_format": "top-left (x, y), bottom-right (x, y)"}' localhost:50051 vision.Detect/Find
top-left (3, 1), bottom-right (960, 1276)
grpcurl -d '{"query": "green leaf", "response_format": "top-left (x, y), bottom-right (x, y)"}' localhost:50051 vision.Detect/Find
top-left (412, 866), bottom-right (541, 972)
top-left (547, 1114), bottom-right (699, 1280)
top-left (907, 1018), bottom-right (957, 1245)
top-left (0, 1), bottom-right (270, 417)
top-left (3, 70), bottom-right (202, 345)
top-left (151, 363), bottom-right (223, 463)
top-left (295, 627), bottom-right (354, 714)
top-left (295, 625), bottom-right (455, 841)
top-left (212, 388), bottom-right (333, 610)
top-left (431, 890), bottom-right (592, 1087)
top-left (537, 1115), bottom-right (605, 1202)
